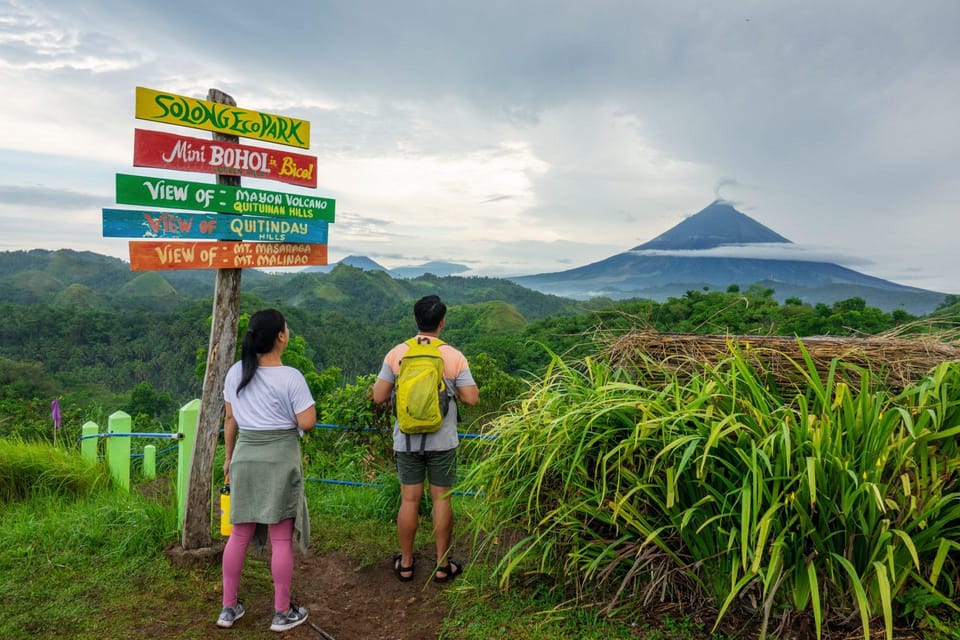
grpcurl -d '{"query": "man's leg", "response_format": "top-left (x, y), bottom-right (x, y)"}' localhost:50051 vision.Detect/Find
top-left (424, 448), bottom-right (459, 578)
top-left (429, 482), bottom-right (453, 574)
top-left (397, 482), bottom-right (424, 577)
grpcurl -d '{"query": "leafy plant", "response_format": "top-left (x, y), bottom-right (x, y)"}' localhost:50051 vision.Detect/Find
top-left (463, 345), bottom-right (960, 639)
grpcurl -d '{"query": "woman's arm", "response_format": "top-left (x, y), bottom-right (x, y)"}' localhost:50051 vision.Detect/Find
top-left (223, 402), bottom-right (238, 480)
top-left (296, 404), bottom-right (317, 432)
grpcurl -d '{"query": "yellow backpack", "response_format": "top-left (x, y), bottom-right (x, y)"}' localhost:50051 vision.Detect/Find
top-left (394, 337), bottom-right (449, 435)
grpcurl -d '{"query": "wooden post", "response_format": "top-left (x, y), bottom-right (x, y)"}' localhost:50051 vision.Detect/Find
top-left (180, 88), bottom-right (242, 550)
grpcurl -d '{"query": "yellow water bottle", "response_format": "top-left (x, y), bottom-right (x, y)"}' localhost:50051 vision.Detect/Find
top-left (219, 483), bottom-right (232, 537)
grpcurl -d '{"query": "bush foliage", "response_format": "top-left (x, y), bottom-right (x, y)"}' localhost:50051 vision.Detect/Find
top-left (464, 346), bottom-right (960, 639)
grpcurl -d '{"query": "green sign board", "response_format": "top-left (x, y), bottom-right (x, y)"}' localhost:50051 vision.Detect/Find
top-left (115, 173), bottom-right (335, 222)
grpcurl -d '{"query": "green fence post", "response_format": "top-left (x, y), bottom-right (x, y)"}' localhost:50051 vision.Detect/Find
top-left (143, 444), bottom-right (156, 479)
top-left (177, 399), bottom-right (201, 530)
top-left (107, 411), bottom-right (131, 491)
top-left (81, 422), bottom-right (99, 464)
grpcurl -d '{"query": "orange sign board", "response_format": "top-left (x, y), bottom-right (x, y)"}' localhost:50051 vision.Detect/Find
top-left (129, 241), bottom-right (327, 271)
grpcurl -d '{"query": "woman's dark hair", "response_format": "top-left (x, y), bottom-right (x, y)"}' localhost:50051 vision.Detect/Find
top-left (414, 295), bottom-right (446, 332)
top-left (237, 308), bottom-right (286, 394)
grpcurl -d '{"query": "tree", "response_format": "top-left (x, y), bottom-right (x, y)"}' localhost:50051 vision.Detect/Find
top-left (126, 381), bottom-right (174, 420)
top-left (0, 357), bottom-right (58, 400)
top-left (936, 294), bottom-right (959, 311)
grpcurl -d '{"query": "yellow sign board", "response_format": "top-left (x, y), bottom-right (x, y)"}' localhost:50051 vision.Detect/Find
top-left (135, 86), bottom-right (310, 149)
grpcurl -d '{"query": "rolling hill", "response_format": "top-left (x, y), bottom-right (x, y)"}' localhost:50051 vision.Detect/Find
top-left (0, 249), bottom-right (580, 323)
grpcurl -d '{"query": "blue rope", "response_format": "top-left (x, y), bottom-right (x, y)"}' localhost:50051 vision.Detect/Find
top-left (315, 423), bottom-right (378, 433)
top-left (306, 478), bottom-right (381, 488)
top-left (130, 443), bottom-right (181, 459)
top-left (76, 432), bottom-right (183, 442)
top-left (313, 423), bottom-right (498, 440)
top-left (305, 476), bottom-right (482, 497)
top-left (458, 432), bottom-right (498, 440)
top-left (75, 424), bottom-right (496, 441)
top-left (73, 424), bottom-right (495, 472)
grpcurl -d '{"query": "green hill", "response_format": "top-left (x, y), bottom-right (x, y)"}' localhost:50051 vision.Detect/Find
top-left (8, 270), bottom-right (64, 303)
top-left (0, 250), bottom-right (581, 322)
top-left (4, 248), bottom-right (941, 408)
top-left (52, 284), bottom-right (107, 309)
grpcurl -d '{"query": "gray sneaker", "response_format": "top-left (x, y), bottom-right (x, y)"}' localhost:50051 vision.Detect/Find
top-left (270, 605), bottom-right (308, 632)
top-left (217, 602), bottom-right (245, 628)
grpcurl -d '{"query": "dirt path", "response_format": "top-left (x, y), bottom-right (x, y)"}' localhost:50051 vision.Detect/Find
top-left (286, 550), bottom-right (450, 640)
top-left (174, 548), bottom-right (452, 640)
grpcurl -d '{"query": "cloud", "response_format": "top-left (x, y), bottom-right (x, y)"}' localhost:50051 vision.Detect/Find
top-left (0, 1), bottom-right (146, 72)
top-left (631, 243), bottom-right (874, 268)
top-left (0, 0), bottom-right (958, 295)
top-left (0, 184), bottom-right (106, 208)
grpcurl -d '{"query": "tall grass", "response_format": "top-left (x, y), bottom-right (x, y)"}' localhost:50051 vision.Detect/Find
top-left (0, 437), bottom-right (179, 639)
top-left (463, 345), bottom-right (960, 639)
top-left (0, 437), bottom-right (113, 501)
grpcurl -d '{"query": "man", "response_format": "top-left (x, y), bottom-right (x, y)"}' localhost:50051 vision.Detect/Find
top-left (373, 295), bottom-right (479, 582)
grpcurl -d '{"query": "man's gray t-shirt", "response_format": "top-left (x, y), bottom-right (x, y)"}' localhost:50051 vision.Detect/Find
top-left (377, 337), bottom-right (476, 451)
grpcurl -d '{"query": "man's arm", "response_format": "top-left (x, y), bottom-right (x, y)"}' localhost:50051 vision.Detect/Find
top-left (372, 378), bottom-right (394, 404)
top-left (456, 384), bottom-right (479, 406)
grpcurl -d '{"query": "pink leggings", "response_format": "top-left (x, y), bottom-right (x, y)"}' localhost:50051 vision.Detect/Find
top-left (222, 519), bottom-right (294, 612)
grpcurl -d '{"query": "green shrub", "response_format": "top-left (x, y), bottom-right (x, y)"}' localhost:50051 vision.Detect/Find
top-left (464, 347), bottom-right (960, 640)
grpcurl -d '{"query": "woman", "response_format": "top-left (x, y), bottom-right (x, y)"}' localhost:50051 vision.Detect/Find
top-left (217, 309), bottom-right (316, 632)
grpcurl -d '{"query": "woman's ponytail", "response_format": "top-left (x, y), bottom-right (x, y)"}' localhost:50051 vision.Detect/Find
top-left (237, 309), bottom-right (286, 394)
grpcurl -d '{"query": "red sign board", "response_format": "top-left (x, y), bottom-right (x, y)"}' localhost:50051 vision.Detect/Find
top-left (129, 240), bottom-right (327, 271)
top-left (133, 129), bottom-right (318, 188)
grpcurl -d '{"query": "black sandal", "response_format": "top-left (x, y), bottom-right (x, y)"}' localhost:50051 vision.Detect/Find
top-left (434, 559), bottom-right (463, 583)
top-left (393, 553), bottom-right (414, 582)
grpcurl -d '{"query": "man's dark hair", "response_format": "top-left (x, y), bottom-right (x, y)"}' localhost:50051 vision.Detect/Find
top-left (414, 295), bottom-right (446, 332)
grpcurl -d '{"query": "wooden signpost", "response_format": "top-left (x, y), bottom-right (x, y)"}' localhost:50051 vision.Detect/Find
top-left (134, 128), bottom-right (319, 188)
top-left (135, 86), bottom-right (310, 148)
top-left (102, 208), bottom-right (329, 243)
top-left (128, 240), bottom-right (328, 270)
top-left (116, 173), bottom-right (335, 220)
top-left (105, 86), bottom-right (334, 551)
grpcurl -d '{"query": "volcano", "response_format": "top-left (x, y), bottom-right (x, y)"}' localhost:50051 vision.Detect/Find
top-left (633, 200), bottom-right (790, 250)
top-left (510, 201), bottom-right (947, 314)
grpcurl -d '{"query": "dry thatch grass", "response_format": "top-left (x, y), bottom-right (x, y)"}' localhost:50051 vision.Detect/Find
top-left (607, 327), bottom-right (960, 393)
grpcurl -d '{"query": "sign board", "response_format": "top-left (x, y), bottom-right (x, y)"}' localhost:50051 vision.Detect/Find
top-left (135, 86), bottom-right (310, 149)
top-left (116, 173), bottom-right (335, 222)
top-left (129, 240), bottom-right (328, 270)
top-left (102, 208), bottom-right (328, 243)
top-left (133, 129), bottom-right (318, 188)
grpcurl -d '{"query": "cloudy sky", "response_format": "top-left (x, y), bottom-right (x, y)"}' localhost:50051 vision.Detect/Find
top-left (1, 0), bottom-right (957, 293)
